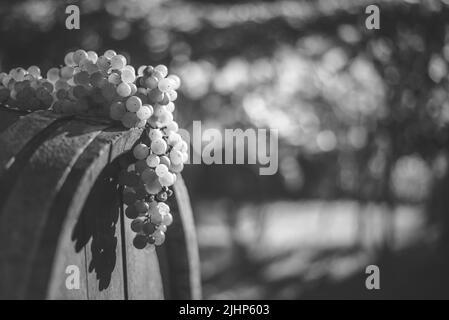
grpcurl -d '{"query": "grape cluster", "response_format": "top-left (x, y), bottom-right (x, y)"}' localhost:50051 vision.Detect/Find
top-left (1, 49), bottom-right (187, 250)
top-left (0, 49), bottom-right (181, 130)
top-left (0, 66), bottom-right (54, 111)
top-left (118, 113), bottom-right (188, 250)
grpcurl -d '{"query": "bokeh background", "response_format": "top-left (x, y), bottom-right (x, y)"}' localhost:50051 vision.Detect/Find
top-left (1, 0), bottom-right (449, 299)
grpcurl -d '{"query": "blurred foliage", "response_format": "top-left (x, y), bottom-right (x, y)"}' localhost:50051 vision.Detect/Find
top-left (1, 0), bottom-right (449, 207)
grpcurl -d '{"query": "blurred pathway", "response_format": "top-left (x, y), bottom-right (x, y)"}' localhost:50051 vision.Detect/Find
top-left (195, 200), bottom-right (446, 299)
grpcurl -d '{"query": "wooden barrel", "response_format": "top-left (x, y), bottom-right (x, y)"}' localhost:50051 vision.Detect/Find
top-left (0, 107), bottom-right (201, 300)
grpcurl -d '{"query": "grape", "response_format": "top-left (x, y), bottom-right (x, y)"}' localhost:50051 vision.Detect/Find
top-left (104, 49), bottom-right (117, 59)
top-left (152, 70), bottom-right (164, 81)
top-left (148, 201), bottom-right (158, 213)
top-left (167, 74), bottom-right (181, 89)
top-left (56, 89), bottom-right (68, 100)
top-left (24, 74), bottom-right (34, 82)
top-left (2, 75), bottom-right (11, 87)
top-left (111, 54), bottom-right (126, 70)
top-left (146, 154), bottom-right (160, 168)
top-left (159, 93), bottom-right (170, 105)
top-left (136, 104), bottom-right (153, 120)
top-left (168, 132), bottom-right (182, 145)
top-left (131, 218), bottom-right (145, 233)
top-left (157, 191), bottom-right (168, 202)
top-left (39, 80), bottom-right (53, 92)
top-left (110, 101), bottom-right (127, 120)
top-left (137, 119), bottom-right (147, 128)
top-left (73, 71), bottom-right (90, 85)
top-left (55, 79), bottom-right (70, 91)
top-left (148, 88), bottom-right (164, 103)
top-left (87, 61), bottom-right (100, 74)
top-left (126, 96), bottom-right (142, 112)
top-left (96, 56), bottom-right (111, 71)
top-left (159, 109), bottom-right (173, 126)
top-left (129, 83), bottom-right (137, 95)
top-left (143, 66), bottom-right (154, 76)
top-left (117, 82), bottom-right (132, 97)
top-left (150, 211), bottom-right (164, 225)
top-left (159, 172), bottom-right (175, 187)
top-left (181, 152), bottom-right (189, 163)
top-left (157, 78), bottom-right (175, 92)
top-left (148, 236), bottom-right (156, 245)
top-left (90, 72), bottom-right (106, 88)
top-left (60, 66), bottom-right (75, 79)
top-left (158, 225), bottom-right (168, 233)
top-left (27, 66), bottom-right (41, 78)
top-left (151, 138), bottom-right (167, 155)
top-left (137, 65), bottom-right (147, 77)
top-left (163, 213), bottom-right (173, 226)
top-left (108, 72), bottom-right (121, 85)
top-left (141, 168), bottom-right (157, 184)
top-left (154, 65), bottom-right (168, 78)
top-left (64, 52), bottom-right (76, 67)
top-left (133, 234), bottom-right (148, 249)
top-left (153, 230), bottom-right (166, 246)
top-left (157, 202), bottom-right (170, 214)
top-left (142, 221), bottom-right (156, 235)
top-left (121, 68), bottom-right (136, 83)
top-left (123, 65), bottom-right (135, 73)
top-left (67, 78), bottom-right (76, 87)
top-left (126, 205), bottom-right (139, 219)
top-left (167, 90), bottom-right (178, 101)
top-left (155, 164), bottom-right (169, 177)
top-left (148, 128), bottom-right (163, 141)
top-left (169, 150), bottom-right (183, 165)
top-left (121, 111), bottom-right (140, 128)
top-left (73, 49), bottom-right (88, 64)
top-left (135, 91), bottom-right (149, 104)
top-left (159, 155), bottom-right (171, 167)
top-left (153, 104), bottom-right (167, 117)
top-left (144, 76), bottom-right (158, 89)
top-left (79, 58), bottom-right (93, 71)
top-left (166, 120), bottom-right (179, 133)
top-left (135, 200), bottom-right (149, 214)
top-left (47, 68), bottom-right (60, 83)
top-left (133, 143), bottom-right (149, 160)
top-left (170, 162), bottom-right (184, 173)
top-left (11, 68), bottom-right (26, 81)
top-left (87, 51), bottom-right (98, 63)
top-left (142, 169), bottom-right (163, 194)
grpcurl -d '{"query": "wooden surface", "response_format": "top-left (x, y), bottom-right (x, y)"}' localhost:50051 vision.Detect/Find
top-left (0, 109), bottom-right (201, 300)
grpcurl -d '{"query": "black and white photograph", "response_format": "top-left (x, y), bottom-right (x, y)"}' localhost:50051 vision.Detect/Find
top-left (0, 0), bottom-right (449, 304)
